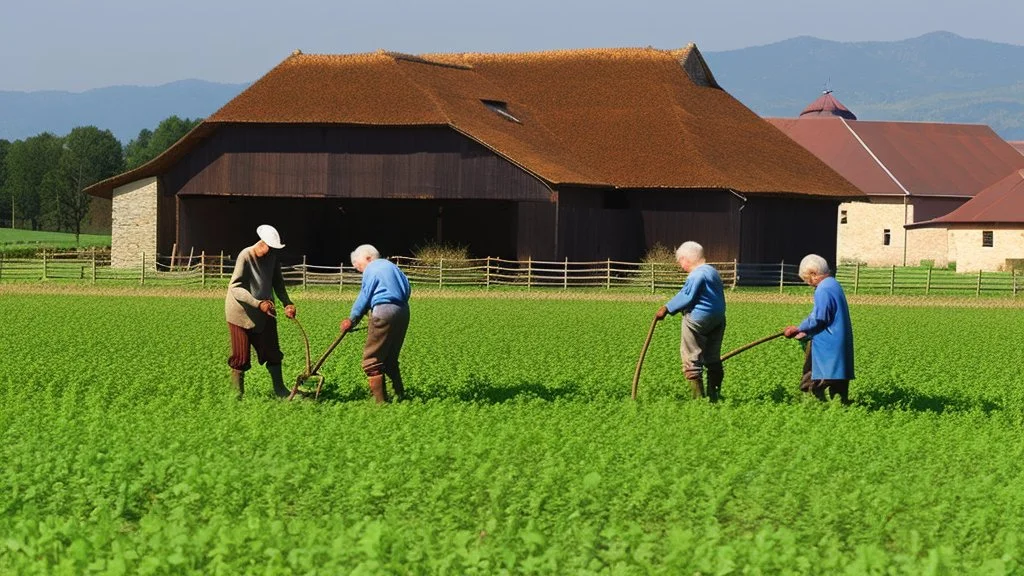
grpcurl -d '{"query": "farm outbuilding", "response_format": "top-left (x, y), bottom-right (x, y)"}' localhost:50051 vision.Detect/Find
top-left (86, 46), bottom-right (861, 268)
top-left (907, 169), bottom-right (1024, 272)
top-left (769, 93), bottom-right (1024, 268)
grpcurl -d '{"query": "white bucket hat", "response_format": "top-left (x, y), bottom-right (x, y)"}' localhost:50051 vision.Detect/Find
top-left (256, 224), bottom-right (285, 249)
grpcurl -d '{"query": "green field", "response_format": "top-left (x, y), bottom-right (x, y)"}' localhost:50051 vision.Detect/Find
top-left (0, 228), bottom-right (111, 252)
top-left (2, 292), bottom-right (1024, 574)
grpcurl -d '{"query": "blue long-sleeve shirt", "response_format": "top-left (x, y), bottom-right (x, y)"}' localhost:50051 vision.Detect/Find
top-left (798, 276), bottom-right (854, 380)
top-left (665, 263), bottom-right (726, 322)
top-left (349, 259), bottom-right (412, 323)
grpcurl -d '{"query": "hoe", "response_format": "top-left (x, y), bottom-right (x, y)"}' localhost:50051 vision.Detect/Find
top-left (287, 317), bottom-right (358, 401)
top-left (630, 315), bottom-right (785, 399)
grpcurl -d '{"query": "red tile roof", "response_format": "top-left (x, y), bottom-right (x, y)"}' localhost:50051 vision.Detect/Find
top-left (769, 117), bottom-right (1024, 198)
top-left (86, 46), bottom-right (862, 200)
top-left (908, 169), bottom-right (1024, 227)
top-left (799, 91), bottom-right (857, 120)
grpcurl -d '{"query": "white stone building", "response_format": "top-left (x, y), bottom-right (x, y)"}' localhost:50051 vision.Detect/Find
top-left (907, 169), bottom-right (1024, 272)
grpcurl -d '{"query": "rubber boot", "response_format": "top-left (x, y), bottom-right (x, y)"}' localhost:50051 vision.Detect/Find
top-left (230, 369), bottom-right (245, 399)
top-left (267, 364), bottom-right (290, 398)
top-left (686, 376), bottom-right (705, 399)
top-left (386, 365), bottom-right (406, 402)
top-left (706, 362), bottom-right (723, 403)
top-left (368, 374), bottom-right (389, 404)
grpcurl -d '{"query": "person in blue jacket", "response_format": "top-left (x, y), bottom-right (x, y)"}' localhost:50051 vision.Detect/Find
top-left (655, 241), bottom-right (727, 401)
top-left (340, 244), bottom-right (412, 403)
top-left (783, 254), bottom-right (854, 404)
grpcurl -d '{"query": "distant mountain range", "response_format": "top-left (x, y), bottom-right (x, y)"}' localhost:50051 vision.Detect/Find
top-left (3, 31), bottom-right (1024, 142)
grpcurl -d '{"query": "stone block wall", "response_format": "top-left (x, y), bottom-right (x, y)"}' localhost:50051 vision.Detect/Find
top-left (951, 228), bottom-right (1024, 272)
top-left (111, 177), bottom-right (158, 268)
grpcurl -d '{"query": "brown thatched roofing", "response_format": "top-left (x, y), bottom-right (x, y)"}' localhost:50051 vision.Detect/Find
top-left (86, 45), bottom-right (862, 200)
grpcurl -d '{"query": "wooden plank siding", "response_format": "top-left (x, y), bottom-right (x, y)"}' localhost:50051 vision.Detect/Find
top-left (164, 125), bottom-right (553, 202)
top-left (739, 197), bottom-right (840, 265)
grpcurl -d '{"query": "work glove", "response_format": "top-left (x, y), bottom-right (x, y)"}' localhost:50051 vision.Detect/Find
top-left (339, 318), bottom-right (353, 334)
top-left (259, 300), bottom-right (276, 317)
top-left (284, 304), bottom-right (296, 319)
top-left (783, 325), bottom-right (800, 338)
top-left (655, 306), bottom-right (669, 321)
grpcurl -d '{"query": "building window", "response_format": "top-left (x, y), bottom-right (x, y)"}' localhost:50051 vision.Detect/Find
top-left (983, 230), bottom-right (994, 247)
top-left (481, 100), bottom-right (521, 123)
top-left (883, 229), bottom-right (891, 246)
top-left (840, 209), bottom-right (848, 224)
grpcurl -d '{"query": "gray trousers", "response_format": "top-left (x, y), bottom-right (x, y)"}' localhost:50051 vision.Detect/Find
top-left (680, 314), bottom-right (726, 380)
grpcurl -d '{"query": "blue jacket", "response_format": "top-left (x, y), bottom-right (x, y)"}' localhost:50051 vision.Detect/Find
top-left (798, 276), bottom-right (855, 380)
top-left (665, 264), bottom-right (726, 322)
top-left (349, 259), bottom-right (411, 323)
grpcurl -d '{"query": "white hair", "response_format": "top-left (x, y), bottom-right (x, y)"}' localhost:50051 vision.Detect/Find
top-left (350, 244), bottom-right (380, 265)
top-left (799, 254), bottom-right (831, 278)
top-left (675, 241), bottom-right (704, 262)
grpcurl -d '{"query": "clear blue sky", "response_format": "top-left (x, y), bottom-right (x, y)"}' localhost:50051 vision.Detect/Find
top-left (2, 0), bottom-right (1022, 91)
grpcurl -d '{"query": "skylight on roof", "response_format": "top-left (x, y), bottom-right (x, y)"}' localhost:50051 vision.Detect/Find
top-left (481, 100), bottom-right (521, 124)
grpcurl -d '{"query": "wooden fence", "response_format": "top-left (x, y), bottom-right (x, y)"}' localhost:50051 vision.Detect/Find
top-left (0, 251), bottom-right (1020, 296)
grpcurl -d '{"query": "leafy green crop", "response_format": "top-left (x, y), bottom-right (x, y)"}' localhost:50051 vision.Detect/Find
top-left (1, 294), bottom-right (1023, 574)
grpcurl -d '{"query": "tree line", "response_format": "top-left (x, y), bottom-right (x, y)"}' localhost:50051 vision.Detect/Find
top-left (0, 116), bottom-right (202, 240)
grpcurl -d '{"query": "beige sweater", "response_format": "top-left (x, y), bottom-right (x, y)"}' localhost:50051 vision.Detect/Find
top-left (224, 245), bottom-right (293, 330)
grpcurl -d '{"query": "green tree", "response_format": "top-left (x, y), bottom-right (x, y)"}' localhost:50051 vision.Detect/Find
top-left (122, 128), bottom-right (152, 171)
top-left (0, 139), bottom-right (10, 227)
top-left (3, 133), bottom-right (63, 230)
top-left (52, 126), bottom-right (124, 241)
top-left (124, 116), bottom-right (201, 170)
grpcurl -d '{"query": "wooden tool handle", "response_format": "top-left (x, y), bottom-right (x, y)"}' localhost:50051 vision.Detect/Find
top-left (631, 316), bottom-right (660, 400)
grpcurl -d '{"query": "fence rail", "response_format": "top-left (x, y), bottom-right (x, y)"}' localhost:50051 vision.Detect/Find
top-left (0, 251), bottom-right (1020, 296)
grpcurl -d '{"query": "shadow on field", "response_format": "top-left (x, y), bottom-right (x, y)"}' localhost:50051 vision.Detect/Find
top-left (312, 375), bottom-right (582, 404)
top-left (856, 384), bottom-right (1002, 414)
top-left (415, 375), bottom-right (582, 404)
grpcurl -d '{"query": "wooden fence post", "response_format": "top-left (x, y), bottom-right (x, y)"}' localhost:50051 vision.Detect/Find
top-left (527, 257), bottom-right (532, 290)
top-left (731, 259), bottom-right (738, 290)
top-left (91, 248), bottom-right (97, 284)
top-left (485, 257), bottom-right (491, 288)
top-left (606, 258), bottom-right (611, 289)
top-left (889, 264), bottom-right (895, 295)
top-left (976, 269), bottom-right (982, 296)
top-left (201, 251), bottom-right (206, 287)
top-left (650, 261), bottom-right (655, 294)
top-left (42, 250), bottom-right (47, 280)
top-left (778, 260), bottom-right (785, 294)
top-left (0, 251), bottom-right (4, 281)
top-left (301, 255), bottom-right (307, 290)
top-left (438, 258), bottom-right (444, 288)
top-left (340, 262), bottom-right (344, 292)
top-left (925, 264), bottom-right (932, 295)
top-left (854, 262), bottom-right (860, 294)
top-left (140, 252), bottom-right (146, 285)
top-left (563, 257), bottom-right (568, 290)
top-left (220, 250), bottom-right (225, 278)
top-left (1014, 268), bottom-right (1018, 297)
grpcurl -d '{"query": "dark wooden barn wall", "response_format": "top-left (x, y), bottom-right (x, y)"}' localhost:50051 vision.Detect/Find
top-left (556, 188), bottom-right (742, 262)
top-left (177, 196), bottom-right (523, 264)
top-left (164, 125), bottom-right (552, 202)
top-left (740, 197), bottom-right (840, 264)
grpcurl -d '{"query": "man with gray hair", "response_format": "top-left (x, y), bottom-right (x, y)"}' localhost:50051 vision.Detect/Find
top-left (784, 254), bottom-right (854, 404)
top-left (340, 244), bottom-right (412, 403)
top-left (225, 224), bottom-right (296, 399)
top-left (655, 241), bottom-right (727, 401)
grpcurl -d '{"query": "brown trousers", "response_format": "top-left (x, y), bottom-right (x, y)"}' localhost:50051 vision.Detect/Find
top-left (228, 320), bottom-right (283, 371)
top-left (362, 304), bottom-right (410, 377)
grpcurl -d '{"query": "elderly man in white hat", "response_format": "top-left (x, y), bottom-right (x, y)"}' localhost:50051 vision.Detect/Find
top-left (224, 224), bottom-right (296, 399)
